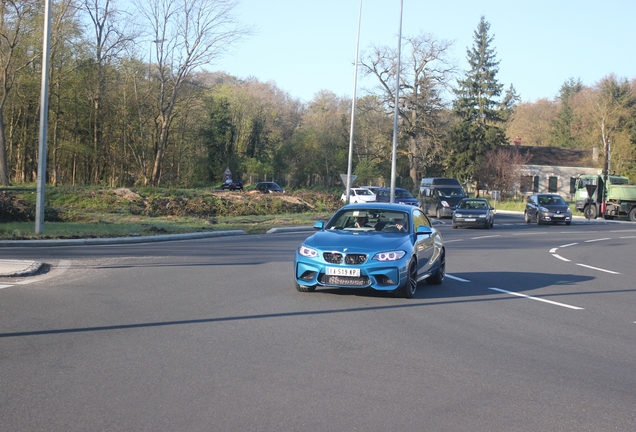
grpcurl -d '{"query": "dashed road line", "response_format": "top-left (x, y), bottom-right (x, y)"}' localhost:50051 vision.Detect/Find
top-left (575, 263), bottom-right (620, 275)
top-left (584, 238), bottom-right (611, 243)
top-left (489, 287), bottom-right (584, 310)
top-left (552, 254), bottom-right (570, 262)
top-left (446, 274), bottom-right (470, 282)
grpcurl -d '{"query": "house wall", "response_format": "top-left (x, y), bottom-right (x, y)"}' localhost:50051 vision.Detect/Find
top-left (518, 165), bottom-right (599, 200)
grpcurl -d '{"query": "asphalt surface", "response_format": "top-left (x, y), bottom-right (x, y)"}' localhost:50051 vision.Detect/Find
top-left (0, 210), bottom-right (591, 276)
top-left (0, 227), bottom-right (316, 276)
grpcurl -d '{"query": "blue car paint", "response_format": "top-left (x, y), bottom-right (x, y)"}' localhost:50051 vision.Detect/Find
top-left (293, 203), bottom-right (444, 295)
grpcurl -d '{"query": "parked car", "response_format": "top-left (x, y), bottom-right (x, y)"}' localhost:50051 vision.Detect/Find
top-left (221, 179), bottom-right (244, 191)
top-left (374, 188), bottom-right (419, 206)
top-left (524, 194), bottom-right (572, 225)
top-left (361, 185), bottom-right (381, 195)
top-left (293, 203), bottom-right (445, 298)
top-left (254, 181), bottom-right (284, 193)
top-left (452, 198), bottom-right (494, 229)
top-left (340, 187), bottom-right (376, 203)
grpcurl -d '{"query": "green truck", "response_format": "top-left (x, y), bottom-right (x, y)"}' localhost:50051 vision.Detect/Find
top-left (574, 174), bottom-right (636, 221)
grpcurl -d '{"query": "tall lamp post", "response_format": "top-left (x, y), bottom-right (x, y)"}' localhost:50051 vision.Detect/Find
top-left (389, 0), bottom-right (403, 203)
top-left (345, 0), bottom-right (363, 204)
top-left (35, 0), bottom-right (52, 234)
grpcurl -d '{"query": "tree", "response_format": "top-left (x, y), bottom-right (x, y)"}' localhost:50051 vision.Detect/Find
top-left (445, 16), bottom-right (508, 193)
top-left (506, 99), bottom-right (557, 147)
top-left (548, 78), bottom-right (583, 147)
top-left (81, 0), bottom-right (136, 184)
top-left (475, 146), bottom-right (531, 199)
top-left (360, 32), bottom-right (456, 188)
top-left (0, 0), bottom-right (38, 185)
top-left (135, 0), bottom-right (250, 185)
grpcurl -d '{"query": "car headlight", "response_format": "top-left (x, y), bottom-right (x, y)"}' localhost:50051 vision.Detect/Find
top-left (454, 212), bottom-right (463, 218)
top-left (539, 206), bottom-right (549, 212)
top-left (373, 250), bottom-right (406, 261)
top-left (299, 245), bottom-right (319, 258)
top-left (479, 214), bottom-right (487, 218)
top-left (441, 200), bottom-right (449, 207)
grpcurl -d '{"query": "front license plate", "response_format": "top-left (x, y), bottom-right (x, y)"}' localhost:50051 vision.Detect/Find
top-left (326, 275), bottom-right (366, 286)
top-left (326, 267), bottom-right (360, 277)
top-left (465, 218), bottom-right (476, 222)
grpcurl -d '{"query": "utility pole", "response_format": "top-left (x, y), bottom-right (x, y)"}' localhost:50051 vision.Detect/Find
top-left (35, 0), bottom-right (52, 234)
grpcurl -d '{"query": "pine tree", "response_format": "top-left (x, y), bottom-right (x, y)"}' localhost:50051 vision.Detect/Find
top-left (445, 16), bottom-right (508, 188)
top-left (548, 78), bottom-right (583, 147)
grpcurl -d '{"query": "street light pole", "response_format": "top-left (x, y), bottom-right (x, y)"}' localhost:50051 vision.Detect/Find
top-left (389, 0), bottom-right (403, 203)
top-left (345, 0), bottom-right (363, 204)
top-left (35, 0), bottom-right (52, 234)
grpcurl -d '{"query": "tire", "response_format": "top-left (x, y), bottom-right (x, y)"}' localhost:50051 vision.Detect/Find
top-left (490, 219), bottom-right (494, 228)
top-left (524, 211), bottom-right (530, 223)
top-left (630, 207), bottom-right (636, 222)
top-left (452, 223), bottom-right (458, 229)
top-left (565, 221), bottom-right (571, 226)
top-left (584, 205), bottom-right (597, 220)
top-left (427, 249), bottom-right (445, 285)
top-left (536, 213), bottom-right (542, 225)
top-left (294, 279), bottom-right (316, 293)
top-left (400, 259), bottom-right (418, 298)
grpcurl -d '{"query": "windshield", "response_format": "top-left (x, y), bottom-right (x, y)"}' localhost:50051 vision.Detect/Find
top-left (436, 187), bottom-right (466, 198)
top-left (354, 189), bottom-right (373, 196)
top-left (538, 195), bottom-right (566, 206)
top-left (395, 190), bottom-right (414, 199)
top-left (325, 209), bottom-right (410, 233)
top-left (458, 200), bottom-right (488, 210)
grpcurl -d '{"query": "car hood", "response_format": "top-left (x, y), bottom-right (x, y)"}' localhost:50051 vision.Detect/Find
top-left (304, 230), bottom-right (411, 253)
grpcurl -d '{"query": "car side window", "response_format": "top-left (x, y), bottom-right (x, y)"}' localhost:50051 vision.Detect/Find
top-left (412, 209), bottom-right (430, 229)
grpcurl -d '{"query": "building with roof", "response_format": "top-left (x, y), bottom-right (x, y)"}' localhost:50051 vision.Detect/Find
top-left (515, 146), bottom-right (600, 199)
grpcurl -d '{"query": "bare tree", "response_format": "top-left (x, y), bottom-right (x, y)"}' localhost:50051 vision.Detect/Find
top-left (134, 0), bottom-right (250, 185)
top-left (0, 0), bottom-right (38, 185)
top-left (360, 32), bottom-right (456, 187)
top-left (476, 147), bottom-right (531, 199)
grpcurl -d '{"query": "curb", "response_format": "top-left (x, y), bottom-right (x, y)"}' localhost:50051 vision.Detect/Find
top-left (0, 259), bottom-right (44, 277)
top-left (0, 230), bottom-right (248, 248)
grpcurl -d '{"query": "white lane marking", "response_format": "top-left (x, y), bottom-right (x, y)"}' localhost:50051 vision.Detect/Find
top-left (575, 263), bottom-right (620, 275)
top-left (559, 243), bottom-right (578, 248)
top-left (549, 247), bottom-right (558, 253)
top-left (552, 254), bottom-right (571, 262)
top-left (585, 238), bottom-right (611, 243)
top-left (0, 284), bottom-right (13, 289)
top-left (512, 232), bottom-right (548, 236)
top-left (446, 274), bottom-right (470, 282)
top-left (620, 236), bottom-right (636, 239)
top-left (444, 239), bottom-right (463, 243)
top-left (489, 287), bottom-right (584, 310)
top-left (471, 235), bottom-right (500, 240)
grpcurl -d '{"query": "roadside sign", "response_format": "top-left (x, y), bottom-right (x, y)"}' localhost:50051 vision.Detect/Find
top-left (223, 167), bottom-right (232, 182)
top-left (340, 174), bottom-right (357, 188)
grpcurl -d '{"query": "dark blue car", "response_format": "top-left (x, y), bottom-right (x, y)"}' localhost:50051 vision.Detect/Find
top-left (374, 187), bottom-right (419, 206)
top-left (294, 203), bottom-right (445, 298)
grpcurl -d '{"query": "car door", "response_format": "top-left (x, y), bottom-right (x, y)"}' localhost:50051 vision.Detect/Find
top-left (526, 195), bottom-right (537, 221)
top-left (412, 209), bottom-right (435, 276)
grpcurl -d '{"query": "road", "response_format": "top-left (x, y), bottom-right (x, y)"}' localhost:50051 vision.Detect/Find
top-left (1, 213), bottom-right (635, 431)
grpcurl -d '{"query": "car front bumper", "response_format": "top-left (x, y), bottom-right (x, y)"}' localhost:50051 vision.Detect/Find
top-left (294, 255), bottom-right (408, 291)
top-left (539, 213), bottom-right (571, 223)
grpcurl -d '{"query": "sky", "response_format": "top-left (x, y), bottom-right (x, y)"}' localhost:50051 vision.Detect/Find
top-left (212, 0), bottom-right (636, 104)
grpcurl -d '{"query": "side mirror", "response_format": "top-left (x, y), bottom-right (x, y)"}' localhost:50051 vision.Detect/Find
top-left (416, 225), bottom-right (433, 236)
top-left (313, 221), bottom-right (325, 230)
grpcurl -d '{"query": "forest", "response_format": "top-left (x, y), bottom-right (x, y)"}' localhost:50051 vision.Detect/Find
top-left (1, 1), bottom-right (635, 192)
